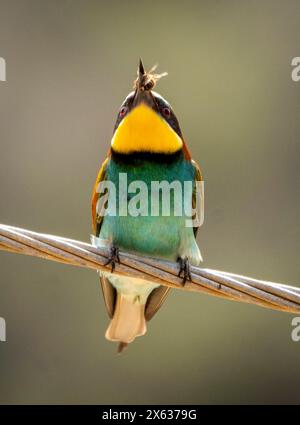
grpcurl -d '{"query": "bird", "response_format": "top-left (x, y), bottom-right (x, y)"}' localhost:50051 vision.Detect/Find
top-left (91, 59), bottom-right (203, 353)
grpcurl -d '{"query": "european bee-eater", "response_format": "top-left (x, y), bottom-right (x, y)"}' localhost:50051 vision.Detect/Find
top-left (92, 60), bottom-right (203, 353)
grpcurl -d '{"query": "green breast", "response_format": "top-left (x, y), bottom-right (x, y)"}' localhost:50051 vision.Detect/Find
top-left (99, 152), bottom-right (195, 260)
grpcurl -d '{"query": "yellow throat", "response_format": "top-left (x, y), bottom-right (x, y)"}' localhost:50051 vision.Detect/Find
top-left (111, 103), bottom-right (183, 154)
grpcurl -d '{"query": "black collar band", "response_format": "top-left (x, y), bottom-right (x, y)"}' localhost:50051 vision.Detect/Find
top-left (111, 148), bottom-right (184, 164)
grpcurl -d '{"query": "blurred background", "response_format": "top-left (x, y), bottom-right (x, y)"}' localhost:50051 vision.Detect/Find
top-left (0, 0), bottom-right (299, 404)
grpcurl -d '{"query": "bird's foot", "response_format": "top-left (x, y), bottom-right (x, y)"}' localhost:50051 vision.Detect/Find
top-left (105, 245), bottom-right (120, 272)
top-left (177, 256), bottom-right (192, 286)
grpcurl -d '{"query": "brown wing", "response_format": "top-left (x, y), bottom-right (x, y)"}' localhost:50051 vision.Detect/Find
top-left (191, 159), bottom-right (204, 237)
top-left (99, 274), bottom-right (116, 319)
top-left (92, 156), bottom-right (110, 236)
top-left (145, 286), bottom-right (171, 321)
top-left (91, 156), bottom-right (117, 318)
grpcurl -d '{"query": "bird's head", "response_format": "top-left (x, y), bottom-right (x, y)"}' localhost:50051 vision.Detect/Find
top-left (111, 59), bottom-right (185, 156)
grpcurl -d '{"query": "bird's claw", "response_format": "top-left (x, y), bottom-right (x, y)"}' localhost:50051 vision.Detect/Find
top-left (105, 245), bottom-right (120, 272)
top-left (177, 257), bottom-right (192, 286)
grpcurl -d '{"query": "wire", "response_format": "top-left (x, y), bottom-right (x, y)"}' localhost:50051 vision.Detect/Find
top-left (0, 223), bottom-right (299, 314)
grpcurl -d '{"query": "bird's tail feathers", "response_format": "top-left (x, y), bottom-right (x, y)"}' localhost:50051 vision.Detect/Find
top-left (105, 292), bottom-right (147, 352)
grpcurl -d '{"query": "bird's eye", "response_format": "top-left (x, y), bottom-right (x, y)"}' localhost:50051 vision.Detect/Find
top-left (162, 107), bottom-right (171, 118)
top-left (119, 106), bottom-right (128, 117)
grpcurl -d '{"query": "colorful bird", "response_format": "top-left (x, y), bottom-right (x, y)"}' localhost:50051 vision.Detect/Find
top-left (92, 60), bottom-right (203, 353)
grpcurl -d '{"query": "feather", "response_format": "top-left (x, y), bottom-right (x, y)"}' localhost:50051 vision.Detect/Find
top-left (91, 156), bottom-right (109, 234)
top-left (105, 292), bottom-right (146, 343)
top-left (99, 274), bottom-right (116, 318)
top-left (117, 342), bottom-right (128, 354)
top-left (145, 286), bottom-right (171, 321)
